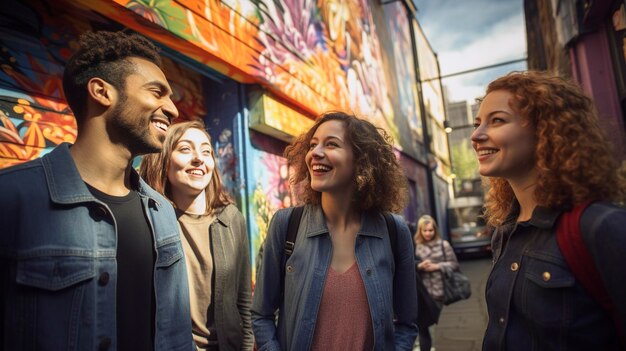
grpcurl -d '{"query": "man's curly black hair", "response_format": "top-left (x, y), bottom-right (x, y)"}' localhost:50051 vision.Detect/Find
top-left (62, 31), bottom-right (161, 124)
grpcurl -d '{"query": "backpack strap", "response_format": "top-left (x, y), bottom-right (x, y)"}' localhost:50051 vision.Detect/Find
top-left (556, 200), bottom-right (625, 346)
top-left (285, 206), bottom-right (304, 258)
top-left (281, 206), bottom-right (304, 297)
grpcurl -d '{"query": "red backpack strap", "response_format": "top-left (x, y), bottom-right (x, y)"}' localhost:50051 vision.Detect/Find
top-left (556, 200), bottom-right (626, 346)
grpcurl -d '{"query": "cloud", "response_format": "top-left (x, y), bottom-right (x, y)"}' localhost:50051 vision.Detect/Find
top-left (436, 13), bottom-right (527, 75)
top-left (416, 0), bottom-right (520, 49)
top-left (442, 60), bottom-right (527, 103)
top-left (414, 0), bottom-right (528, 103)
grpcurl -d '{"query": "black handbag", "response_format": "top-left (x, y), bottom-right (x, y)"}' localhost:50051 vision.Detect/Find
top-left (441, 241), bottom-right (472, 305)
top-left (416, 269), bottom-right (442, 327)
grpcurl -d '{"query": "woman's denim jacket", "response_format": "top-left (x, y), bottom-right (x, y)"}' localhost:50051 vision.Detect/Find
top-left (251, 205), bottom-right (418, 351)
top-left (483, 202), bottom-right (626, 350)
top-left (0, 143), bottom-right (194, 350)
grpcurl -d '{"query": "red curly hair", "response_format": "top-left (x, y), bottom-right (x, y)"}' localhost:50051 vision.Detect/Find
top-left (284, 111), bottom-right (408, 213)
top-left (481, 71), bottom-right (626, 226)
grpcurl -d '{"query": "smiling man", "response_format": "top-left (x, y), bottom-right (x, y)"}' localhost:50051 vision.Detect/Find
top-left (0, 31), bottom-right (193, 351)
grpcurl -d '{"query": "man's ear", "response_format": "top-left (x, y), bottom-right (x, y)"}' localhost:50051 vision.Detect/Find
top-left (86, 77), bottom-right (115, 107)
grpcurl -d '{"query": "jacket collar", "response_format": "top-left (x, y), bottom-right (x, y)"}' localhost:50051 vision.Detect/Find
top-left (214, 204), bottom-right (235, 227)
top-left (528, 206), bottom-right (561, 229)
top-left (502, 200), bottom-right (561, 230)
top-left (43, 143), bottom-right (162, 207)
top-left (304, 204), bottom-right (386, 239)
top-left (43, 143), bottom-right (96, 204)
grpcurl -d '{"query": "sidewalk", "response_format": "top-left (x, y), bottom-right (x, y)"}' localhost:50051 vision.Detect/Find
top-left (417, 257), bottom-right (492, 351)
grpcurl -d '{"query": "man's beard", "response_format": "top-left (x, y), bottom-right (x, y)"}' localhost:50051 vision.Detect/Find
top-left (107, 92), bottom-right (163, 156)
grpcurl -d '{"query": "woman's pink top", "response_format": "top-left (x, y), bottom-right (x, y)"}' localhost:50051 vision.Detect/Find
top-left (310, 262), bottom-right (374, 351)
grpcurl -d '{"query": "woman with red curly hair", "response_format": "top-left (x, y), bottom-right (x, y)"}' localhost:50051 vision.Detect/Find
top-left (474, 71), bottom-right (626, 351)
top-left (251, 111), bottom-right (418, 350)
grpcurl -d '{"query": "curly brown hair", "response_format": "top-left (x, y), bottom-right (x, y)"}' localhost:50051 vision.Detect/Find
top-left (139, 120), bottom-right (233, 212)
top-left (284, 111), bottom-right (408, 213)
top-left (481, 71), bottom-right (626, 226)
top-left (62, 30), bottom-right (161, 123)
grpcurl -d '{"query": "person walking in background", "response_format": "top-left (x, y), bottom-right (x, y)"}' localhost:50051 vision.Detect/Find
top-left (252, 111), bottom-right (418, 350)
top-left (140, 120), bottom-right (253, 351)
top-left (474, 71), bottom-right (626, 350)
top-left (414, 215), bottom-right (459, 351)
top-left (0, 31), bottom-right (193, 350)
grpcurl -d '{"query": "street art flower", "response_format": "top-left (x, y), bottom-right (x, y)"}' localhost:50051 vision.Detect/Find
top-left (250, 178), bottom-right (275, 287)
top-left (251, 0), bottom-right (338, 111)
top-left (0, 54), bottom-right (77, 167)
top-left (260, 153), bottom-right (291, 209)
top-left (0, 98), bottom-right (76, 168)
top-left (248, 151), bottom-right (293, 285)
top-left (0, 110), bottom-right (41, 169)
top-left (125, 0), bottom-right (194, 40)
top-left (0, 53), bottom-right (76, 167)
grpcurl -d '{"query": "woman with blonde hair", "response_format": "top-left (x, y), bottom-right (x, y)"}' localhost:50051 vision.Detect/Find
top-left (474, 71), bottom-right (626, 350)
top-left (140, 120), bottom-right (253, 351)
top-left (414, 215), bottom-right (459, 351)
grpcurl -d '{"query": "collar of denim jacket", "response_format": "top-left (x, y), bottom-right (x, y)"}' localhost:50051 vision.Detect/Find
top-left (304, 205), bottom-right (385, 239)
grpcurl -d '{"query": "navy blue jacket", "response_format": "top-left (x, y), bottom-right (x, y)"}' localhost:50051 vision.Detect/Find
top-left (483, 202), bottom-right (626, 350)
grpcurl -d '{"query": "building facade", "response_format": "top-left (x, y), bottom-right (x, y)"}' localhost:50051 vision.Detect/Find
top-left (525, 0), bottom-right (626, 161)
top-left (0, 0), bottom-right (451, 280)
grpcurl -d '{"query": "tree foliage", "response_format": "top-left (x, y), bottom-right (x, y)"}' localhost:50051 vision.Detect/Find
top-left (451, 139), bottom-right (479, 182)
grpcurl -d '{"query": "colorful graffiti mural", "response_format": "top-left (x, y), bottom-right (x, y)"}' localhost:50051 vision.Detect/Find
top-left (381, 2), bottom-right (423, 155)
top-left (244, 134), bottom-right (293, 284)
top-left (1, 0), bottom-right (439, 280)
top-left (0, 0), bottom-right (85, 167)
top-left (0, 0), bottom-right (211, 168)
top-left (73, 0), bottom-right (422, 155)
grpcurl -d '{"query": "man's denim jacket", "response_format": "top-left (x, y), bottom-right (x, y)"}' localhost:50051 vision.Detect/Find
top-left (0, 143), bottom-right (193, 350)
top-left (252, 205), bottom-right (418, 351)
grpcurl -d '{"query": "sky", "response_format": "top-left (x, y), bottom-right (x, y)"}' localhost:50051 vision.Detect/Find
top-left (414, 0), bottom-right (527, 103)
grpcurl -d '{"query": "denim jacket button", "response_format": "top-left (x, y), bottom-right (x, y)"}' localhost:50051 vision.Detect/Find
top-left (286, 265), bottom-right (294, 273)
top-left (510, 262), bottom-right (519, 271)
top-left (98, 272), bottom-right (110, 286)
top-left (499, 317), bottom-right (505, 324)
top-left (98, 336), bottom-right (111, 351)
top-left (366, 268), bottom-right (372, 276)
top-left (542, 271), bottom-right (551, 281)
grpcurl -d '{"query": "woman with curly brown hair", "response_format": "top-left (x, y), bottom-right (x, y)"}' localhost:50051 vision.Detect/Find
top-left (474, 71), bottom-right (626, 351)
top-left (251, 111), bottom-right (418, 350)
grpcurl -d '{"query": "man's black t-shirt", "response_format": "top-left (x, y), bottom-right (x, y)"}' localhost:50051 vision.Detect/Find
top-left (88, 184), bottom-right (155, 351)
